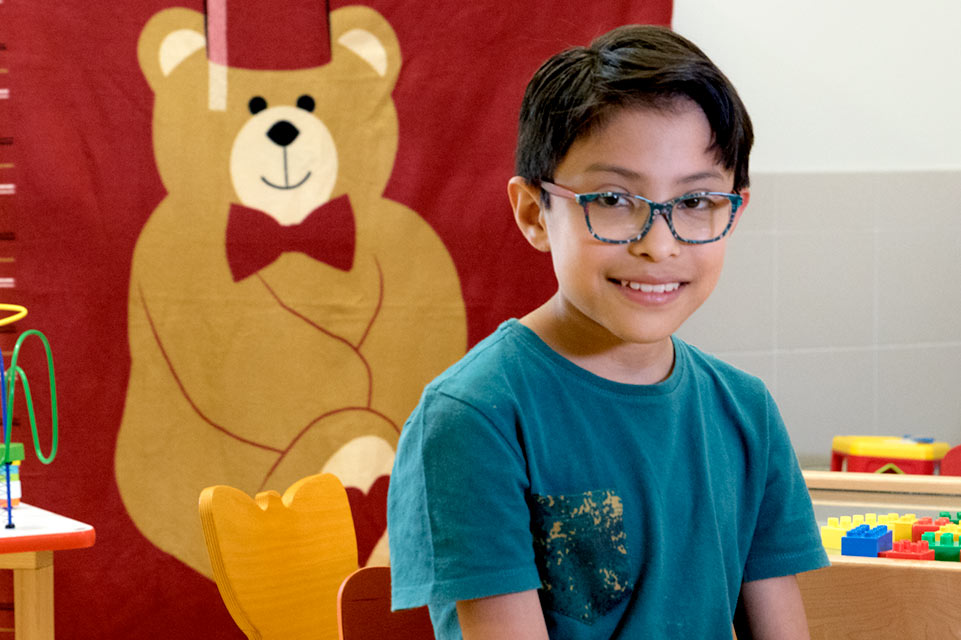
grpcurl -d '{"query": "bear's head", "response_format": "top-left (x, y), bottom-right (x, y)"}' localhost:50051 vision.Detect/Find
top-left (138, 5), bottom-right (401, 226)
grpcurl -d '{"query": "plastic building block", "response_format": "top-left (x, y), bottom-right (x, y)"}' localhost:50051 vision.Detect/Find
top-left (877, 513), bottom-right (899, 530)
top-left (879, 540), bottom-right (935, 560)
top-left (939, 511), bottom-right (961, 525)
top-left (822, 516), bottom-right (854, 550)
top-left (822, 515), bottom-right (866, 550)
top-left (892, 514), bottom-right (917, 542)
top-left (841, 524), bottom-right (893, 557)
top-left (912, 517), bottom-right (951, 542)
top-left (822, 513), bottom-right (904, 550)
top-left (921, 531), bottom-right (961, 562)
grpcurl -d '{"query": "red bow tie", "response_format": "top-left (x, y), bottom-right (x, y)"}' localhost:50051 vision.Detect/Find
top-left (225, 195), bottom-right (356, 282)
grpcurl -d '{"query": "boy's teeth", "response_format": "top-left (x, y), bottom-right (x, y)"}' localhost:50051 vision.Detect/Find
top-left (619, 280), bottom-right (680, 293)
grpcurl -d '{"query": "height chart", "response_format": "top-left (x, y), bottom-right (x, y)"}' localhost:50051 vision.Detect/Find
top-left (0, 1), bottom-right (16, 633)
top-left (0, 0), bottom-right (16, 364)
top-left (0, 0), bottom-right (24, 634)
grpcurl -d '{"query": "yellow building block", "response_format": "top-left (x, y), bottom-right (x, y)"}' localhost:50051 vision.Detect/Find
top-left (934, 523), bottom-right (961, 543)
top-left (822, 513), bottom-right (903, 550)
top-left (891, 514), bottom-right (918, 542)
top-left (823, 515), bottom-right (864, 550)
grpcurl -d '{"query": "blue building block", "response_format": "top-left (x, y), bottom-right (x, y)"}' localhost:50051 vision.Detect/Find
top-left (841, 524), bottom-right (893, 557)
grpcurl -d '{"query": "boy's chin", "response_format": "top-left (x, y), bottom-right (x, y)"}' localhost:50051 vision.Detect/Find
top-left (590, 316), bottom-right (680, 349)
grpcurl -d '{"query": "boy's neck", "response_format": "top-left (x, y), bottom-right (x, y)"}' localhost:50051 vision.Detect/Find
top-left (519, 298), bottom-right (675, 385)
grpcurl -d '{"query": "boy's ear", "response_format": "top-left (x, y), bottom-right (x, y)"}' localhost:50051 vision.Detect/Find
top-left (508, 177), bottom-right (551, 252)
top-left (728, 189), bottom-right (751, 235)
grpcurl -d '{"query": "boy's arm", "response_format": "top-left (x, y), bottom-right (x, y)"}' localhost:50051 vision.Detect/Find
top-left (456, 590), bottom-right (549, 640)
top-left (736, 575), bottom-right (810, 640)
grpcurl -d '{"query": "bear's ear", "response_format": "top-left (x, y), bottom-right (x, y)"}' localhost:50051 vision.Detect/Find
top-left (138, 7), bottom-right (206, 93)
top-left (330, 6), bottom-right (402, 88)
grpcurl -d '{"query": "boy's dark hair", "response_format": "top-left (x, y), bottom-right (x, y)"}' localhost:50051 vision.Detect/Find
top-left (515, 25), bottom-right (754, 199)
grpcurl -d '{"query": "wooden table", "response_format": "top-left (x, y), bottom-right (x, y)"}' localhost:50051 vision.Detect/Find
top-left (0, 503), bottom-right (95, 639)
top-left (801, 471), bottom-right (961, 639)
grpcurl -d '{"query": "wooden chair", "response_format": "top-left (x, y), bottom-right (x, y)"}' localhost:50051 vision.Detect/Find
top-left (337, 566), bottom-right (434, 640)
top-left (199, 473), bottom-right (358, 640)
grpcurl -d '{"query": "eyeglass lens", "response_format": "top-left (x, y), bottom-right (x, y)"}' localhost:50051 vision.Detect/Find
top-left (586, 193), bottom-right (733, 242)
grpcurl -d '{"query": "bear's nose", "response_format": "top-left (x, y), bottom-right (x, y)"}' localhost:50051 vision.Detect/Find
top-left (266, 120), bottom-right (300, 147)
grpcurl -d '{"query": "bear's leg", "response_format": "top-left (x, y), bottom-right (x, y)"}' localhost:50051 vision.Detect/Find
top-left (261, 408), bottom-right (398, 566)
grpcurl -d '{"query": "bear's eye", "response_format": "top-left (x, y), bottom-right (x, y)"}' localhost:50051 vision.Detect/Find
top-left (248, 97), bottom-right (268, 114)
top-left (296, 95), bottom-right (315, 112)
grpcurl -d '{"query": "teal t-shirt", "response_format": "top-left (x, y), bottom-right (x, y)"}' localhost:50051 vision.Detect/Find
top-left (388, 320), bottom-right (828, 638)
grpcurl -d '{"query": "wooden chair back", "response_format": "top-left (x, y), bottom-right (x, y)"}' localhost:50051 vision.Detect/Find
top-left (337, 566), bottom-right (434, 640)
top-left (199, 473), bottom-right (358, 640)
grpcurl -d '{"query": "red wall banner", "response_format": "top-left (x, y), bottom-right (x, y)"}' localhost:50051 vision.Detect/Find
top-left (0, 1), bottom-right (671, 636)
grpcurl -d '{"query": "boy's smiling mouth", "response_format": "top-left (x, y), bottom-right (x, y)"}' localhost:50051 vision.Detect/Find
top-left (617, 280), bottom-right (681, 293)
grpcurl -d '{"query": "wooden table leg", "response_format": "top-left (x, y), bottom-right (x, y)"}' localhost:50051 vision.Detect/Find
top-left (5, 551), bottom-right (54, 640)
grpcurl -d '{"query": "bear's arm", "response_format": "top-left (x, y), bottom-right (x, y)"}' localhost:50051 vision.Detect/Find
top-left (358, 203), bottom-right (467, 427)
top-left (127, 200), bottom-right (372, 449)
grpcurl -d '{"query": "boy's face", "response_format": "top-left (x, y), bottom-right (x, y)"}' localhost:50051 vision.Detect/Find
top-left (511, 102), bottom-right (749, 352)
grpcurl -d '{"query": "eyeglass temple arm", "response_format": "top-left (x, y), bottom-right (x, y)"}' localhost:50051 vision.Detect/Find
top-left (539, 181), bottom-right (578, 200)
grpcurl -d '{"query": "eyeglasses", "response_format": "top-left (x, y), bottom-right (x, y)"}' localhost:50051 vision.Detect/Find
top-left (540, 181), bottom-right (742, 245)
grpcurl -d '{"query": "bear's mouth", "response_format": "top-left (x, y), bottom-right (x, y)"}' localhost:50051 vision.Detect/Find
top-left (261, 172), bottom-right (312, 190)
top-left (260, 147), bottom-right (312, 190)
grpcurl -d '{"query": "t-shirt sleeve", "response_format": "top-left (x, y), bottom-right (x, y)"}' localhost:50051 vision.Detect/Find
top-left (387, 388), bottom-right (543, 610)
top-left (741, 392), bottom-right (829, 582)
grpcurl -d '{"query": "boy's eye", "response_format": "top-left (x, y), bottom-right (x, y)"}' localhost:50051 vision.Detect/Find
top-left (676, 195), bottom-right (715, 210)
top-left (596, 193), bottom-right (633, 208)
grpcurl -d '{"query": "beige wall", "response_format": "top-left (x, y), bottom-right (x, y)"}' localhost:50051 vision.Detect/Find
top-left (672, 0), bottom-right (961, 465)
top-left (673, 1), bottom-right (961, 173)
top-left (676, 170), bottom-right (961, 466)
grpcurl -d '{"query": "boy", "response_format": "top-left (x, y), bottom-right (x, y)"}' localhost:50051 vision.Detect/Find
top-left (387, 24), bottom-right (828, 639)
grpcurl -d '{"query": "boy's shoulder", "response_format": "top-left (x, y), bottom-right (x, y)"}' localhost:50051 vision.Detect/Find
top-left (426, 318), bottom-right (532, 393)
top-left (674, 337), bottom-right (771, 400)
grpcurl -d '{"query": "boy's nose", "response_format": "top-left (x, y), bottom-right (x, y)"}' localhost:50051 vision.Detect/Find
top-left (628, 214), bottom-right (680, 260)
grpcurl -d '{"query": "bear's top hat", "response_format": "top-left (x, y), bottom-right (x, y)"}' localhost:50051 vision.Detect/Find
top-left (205, 0), bottom-right (332, 70)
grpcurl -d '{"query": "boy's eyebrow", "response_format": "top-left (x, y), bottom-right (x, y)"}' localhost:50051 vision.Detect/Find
top-left (584, 163), bottom-right (641, 179)
top-left (677, 170), bottom-right (727, 184)
top-left (584, 164), bottom-right (727, 186)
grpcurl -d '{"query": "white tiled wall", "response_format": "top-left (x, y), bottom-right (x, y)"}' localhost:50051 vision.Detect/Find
top-left (676, 170), bottom-right (961, 467)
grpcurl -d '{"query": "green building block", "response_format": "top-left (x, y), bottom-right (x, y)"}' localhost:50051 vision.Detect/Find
top-left (922, 531), bottom-right (961, 562)
top-left (939, 511), bottom-right (961, 525)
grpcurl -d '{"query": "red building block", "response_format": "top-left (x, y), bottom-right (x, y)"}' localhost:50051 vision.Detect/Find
top-left (912, 517), bottom-right (951, 542)
top-left (879, 540), bottom-right (935, 560)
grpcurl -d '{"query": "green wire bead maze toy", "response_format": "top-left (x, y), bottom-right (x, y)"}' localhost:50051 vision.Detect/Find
top-left (0, 303), bottom-right (59, 529)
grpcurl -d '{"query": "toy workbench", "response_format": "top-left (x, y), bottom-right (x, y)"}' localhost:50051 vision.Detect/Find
top-left (802, 471), bottom-right (961, 639)
top-left (830, 435), bottom-right (950, 474)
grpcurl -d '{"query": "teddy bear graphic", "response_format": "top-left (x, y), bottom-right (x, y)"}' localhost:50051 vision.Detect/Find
top-left (115, 1), bottom-right (466, 576)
